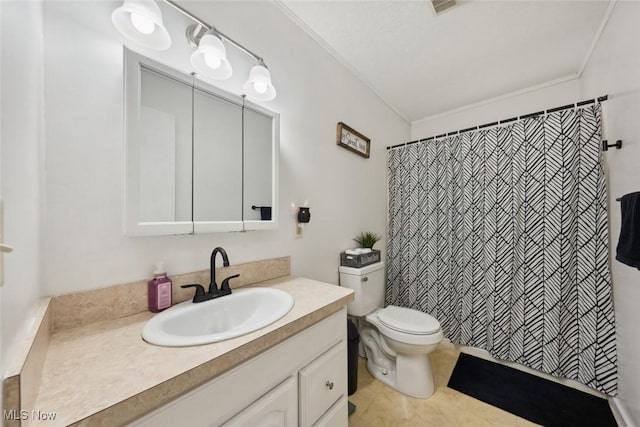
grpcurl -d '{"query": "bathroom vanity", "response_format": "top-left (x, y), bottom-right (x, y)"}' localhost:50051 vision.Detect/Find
top-left (131, 308), bottom-right (347, 426)
top-left (5, 263), bottom-right (353, 427)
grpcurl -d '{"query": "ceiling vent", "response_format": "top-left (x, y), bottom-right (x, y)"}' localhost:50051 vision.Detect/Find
top-left (431, 0), bottom-right (457, 15)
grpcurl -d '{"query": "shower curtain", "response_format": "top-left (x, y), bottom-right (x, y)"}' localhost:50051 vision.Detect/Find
top-left (386, 104), bottom-right (617, 395)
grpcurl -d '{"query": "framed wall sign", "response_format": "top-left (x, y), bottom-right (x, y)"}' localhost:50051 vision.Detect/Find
top-left (336, 122), bottom-right (370, 159)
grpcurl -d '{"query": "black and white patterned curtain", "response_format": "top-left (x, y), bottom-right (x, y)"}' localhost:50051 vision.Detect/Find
top-left (386, 104), bottom-right (617, 395)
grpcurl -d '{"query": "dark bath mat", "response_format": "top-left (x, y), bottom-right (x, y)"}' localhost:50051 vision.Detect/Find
top-left (447, 353), bottom-right (617, 427)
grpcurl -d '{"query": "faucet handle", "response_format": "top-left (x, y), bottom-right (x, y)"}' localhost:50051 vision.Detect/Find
top-left (181, 284), bottom-right (206, 303)
top-left (220, 274), bottom-right (240, 294)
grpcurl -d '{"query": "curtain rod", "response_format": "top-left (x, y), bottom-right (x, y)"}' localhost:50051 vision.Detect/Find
top-left (387, 95), bottom-right (608, 150)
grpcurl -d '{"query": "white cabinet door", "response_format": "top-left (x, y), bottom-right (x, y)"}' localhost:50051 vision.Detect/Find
top-left (299, 341), bottom-right (347, 427)
top-left (222, 376), bottom-right (297, 427)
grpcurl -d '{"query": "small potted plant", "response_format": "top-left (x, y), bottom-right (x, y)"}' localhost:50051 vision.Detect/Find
top-left (353, 231), bottom-right (381, 249)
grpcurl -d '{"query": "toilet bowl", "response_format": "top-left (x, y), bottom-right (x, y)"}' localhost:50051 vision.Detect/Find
top-left (339, 262), bottom-right (443, 398)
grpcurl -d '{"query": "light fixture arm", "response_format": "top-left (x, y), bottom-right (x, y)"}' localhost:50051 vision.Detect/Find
top-left (162, 0), bottom-right (263, 62)
top-left (162, 0), bottom-right (209, 29)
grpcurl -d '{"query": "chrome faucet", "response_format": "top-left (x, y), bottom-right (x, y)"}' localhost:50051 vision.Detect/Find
top-left (181, 247), bottom-right (240, 303)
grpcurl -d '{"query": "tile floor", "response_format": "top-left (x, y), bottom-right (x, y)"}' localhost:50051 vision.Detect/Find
top-left (347, 344), bottom-right (541, 427)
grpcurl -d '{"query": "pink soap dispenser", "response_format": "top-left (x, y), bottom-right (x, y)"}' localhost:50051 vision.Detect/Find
top-left (148, 261), bottom-right (172, 312)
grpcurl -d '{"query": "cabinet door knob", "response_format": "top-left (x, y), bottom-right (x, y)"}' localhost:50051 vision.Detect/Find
top-left (325, 380), bottom-right (334, 390)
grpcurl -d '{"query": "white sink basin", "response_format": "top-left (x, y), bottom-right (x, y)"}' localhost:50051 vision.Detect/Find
top-left (142, 287), bottom-right (294, 347)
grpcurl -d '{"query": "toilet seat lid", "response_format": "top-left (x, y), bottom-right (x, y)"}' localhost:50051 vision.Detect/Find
top-left (377, 305), bottom-right (440, 334)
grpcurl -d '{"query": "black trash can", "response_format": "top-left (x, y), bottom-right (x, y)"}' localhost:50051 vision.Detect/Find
top-left (347, 319), bottom-right (360, 396)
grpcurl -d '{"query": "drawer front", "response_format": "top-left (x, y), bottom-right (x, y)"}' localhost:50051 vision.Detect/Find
top-left (299, 340), bottom-right (347, 427)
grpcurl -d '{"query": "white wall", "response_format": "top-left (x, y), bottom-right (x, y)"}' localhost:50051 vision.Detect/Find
top-left (41, 0), bottom-right (409, 296)
top-left (410, 2), bottom-right (640, 423)
top-left (411, 78), bottom-right (582, 139)
top-left (0, 0), bottom-right (45, 374)
top-left (580, 2), bottom-right (640, 424)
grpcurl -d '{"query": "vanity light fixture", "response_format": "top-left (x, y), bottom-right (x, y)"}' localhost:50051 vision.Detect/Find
top-left (111, 0), bottom-right (171, 51)
top-left (189, 29), bottom-right (233, 80)
top-left (184, 20), bottom-right (277, 100)
top-left (112, 0), bottom-right (278, 100)
top-left (243, 60), bottom-right (277, 102)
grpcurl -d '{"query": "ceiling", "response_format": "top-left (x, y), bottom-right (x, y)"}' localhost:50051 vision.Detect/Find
top-left (276, 0), bottom-right (612, 123)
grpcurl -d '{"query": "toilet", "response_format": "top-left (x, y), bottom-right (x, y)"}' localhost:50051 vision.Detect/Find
top-left (339, 261), bottom-right (443, 398)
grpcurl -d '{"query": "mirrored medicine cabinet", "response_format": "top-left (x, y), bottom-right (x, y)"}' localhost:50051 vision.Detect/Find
top-left (123, 49), bottom-right (279, 235)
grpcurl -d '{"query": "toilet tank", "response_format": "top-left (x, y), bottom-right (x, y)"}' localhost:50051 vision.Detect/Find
top-left (339, 261), bottom-right (385, 316)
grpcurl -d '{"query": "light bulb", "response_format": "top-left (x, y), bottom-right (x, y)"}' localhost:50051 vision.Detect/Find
top-left (130, 12), bottom-right (155, 35)
top-left (243, 62), bottom-right (276, 101)
top-left (254, 81), bottom-right (268, 94)
top-left (204, 53), bottom-right (222, 69)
